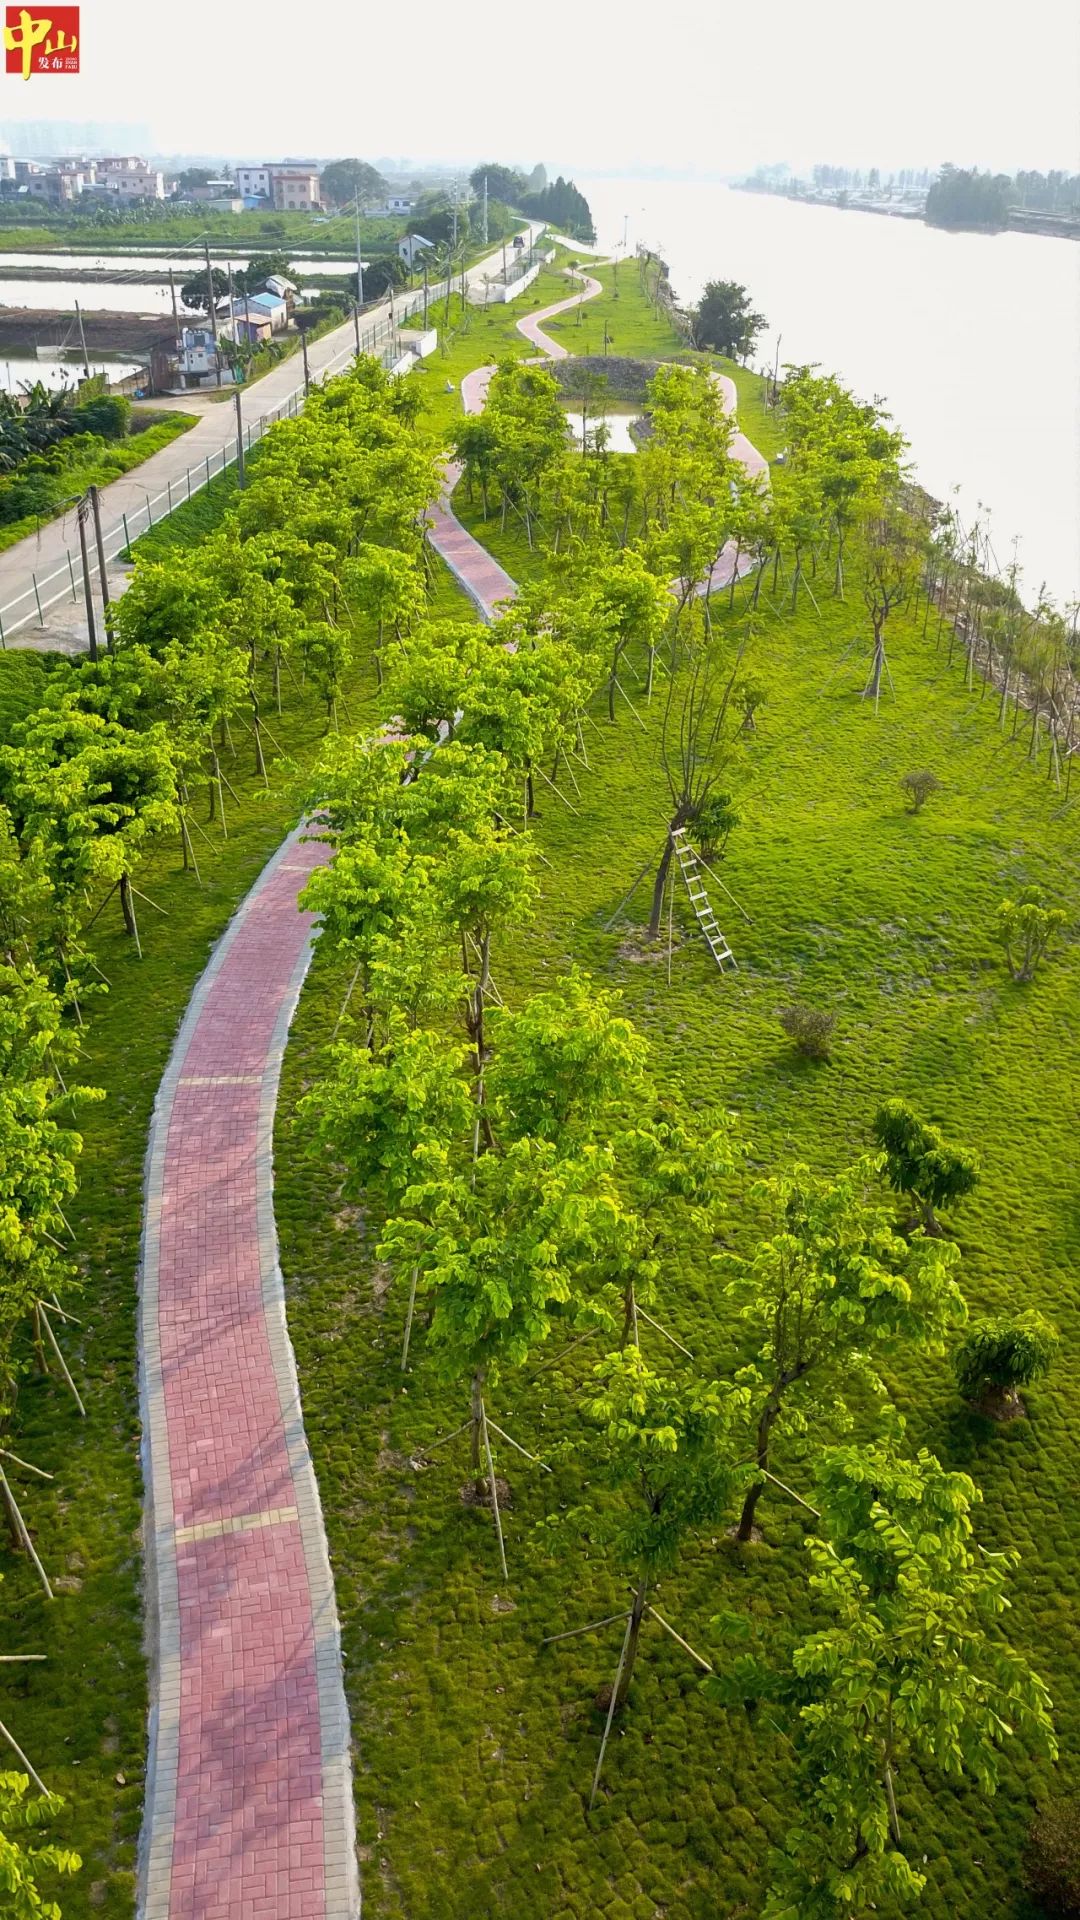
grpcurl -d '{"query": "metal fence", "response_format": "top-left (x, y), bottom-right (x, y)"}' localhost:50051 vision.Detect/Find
top-left (0, 283), bottom-right (437, 646)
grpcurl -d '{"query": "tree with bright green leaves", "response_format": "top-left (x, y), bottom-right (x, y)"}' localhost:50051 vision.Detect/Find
top-left (872, 1098), bottom-right (979, 1233)
top-left (487, 968), bottom-right (649, 1147)
top-left (452, 414), bottom-right (500, 520)
top-left (649, 636), bottom-right (744, 938)
top-left (550, 1348), bottom-right (747, 1773)
top-left (780, 367), bottom-right (905, 597)
top-left (760, 1442), bottom-right (1056, 1917)
top-left (953, 1310), bottom-right (1057, 1418)
top-left (298, 1018), bottom-right (474, 1367)
top-left (723, 1157), bottom-right (966, 1543)
top-left (997, 886), bottom-right (1067, 982)
top-left (379, 1135), bottom-right (627, 1551)
top-left (0, 962), bottom-right (100, 1444)
top-left (861, 514), bottom-right (919, 709)
top-left (1, 706), bottom-right (178, 955)
top-left (0, 1772), bottom-right (80, 1919)
top-left (344, 544), bottom-right (425, 686)
top-left (381, 622), bottom-right (482, 744)
top-left (691, 280), bottom-right (766, 360)
top-left (587, 549), bottom-right (671, 717)
top-left (483, 359), bottom-right (570, 547)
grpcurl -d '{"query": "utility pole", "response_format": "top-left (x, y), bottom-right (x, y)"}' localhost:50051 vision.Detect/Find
top-left (233, 386), bottom-right (245, 486)
top-left (422, 255), bottom-right (429, 328)
top-left (502, 238), bottom-right (508, 284)
top-left (204, 241), bottom-right (221, 387)
top-left (354, 190), bottom-right (365, 310)
top-left (74, 299), bottom-right (90, 378)
top-left (353, 299), bottom-right (361, 356)
top-left (300, 322), bottom-right (310, 395)
top-left (452, 183), bottom-right (458, 249)
top-left (76, 498), bottom-right (99, 663)
top-left (623, 211), bottom-right (629, 249)
top-left (168, 266), bottom-right (180, 335)
top-left (482, 174), bottom-right (488, 246)
top-left (771, 332), bottom-right (782, 407)
top-left (88, 482), bottom-right (110, 629)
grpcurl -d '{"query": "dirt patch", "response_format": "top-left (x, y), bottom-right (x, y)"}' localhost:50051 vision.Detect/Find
top-left (461, 1475), bottom-right (512, 1510)
top-left (974, 1388), bottom-right (1028, 1423)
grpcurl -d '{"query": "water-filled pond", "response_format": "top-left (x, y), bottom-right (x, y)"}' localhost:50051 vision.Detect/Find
top-left (564, 410), bottom-right (641, 453)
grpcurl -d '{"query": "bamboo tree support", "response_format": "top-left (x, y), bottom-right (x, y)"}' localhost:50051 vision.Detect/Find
top-left (0, 1716), bottom-right (50, 1796)
top-left (331, 960), bottom-right (364, 1041)
top-left (646, 1604), bottom-right (714, 1672)
top-left (666, 860), bottom-right (675, 986)
top-left (590, 1613), bottom-right (635, 1809)
top-left (400, 1265), bottom-right (419, 1371)
top-left (479, 1398), bottom-right (508, 1583)
top-left (636, 1306), bottom-right (693, 1360)
top-left (612, 677), bottom-right (649, 732)
top-left (0, 1465), bottom-right (52, 1597)
top-left (541, 1610), bottom-right (630, 1646)
top-left (485, 1420), bottom-right (552, 1471)
top-left (36, 1304), bottom-right (84, 1416)
top-left (602, 847), bottom-right (665, 932)
top-left (533, 766), bottom-right (579, 815)
top-left (527, 1325), bottom-right (600, 1380)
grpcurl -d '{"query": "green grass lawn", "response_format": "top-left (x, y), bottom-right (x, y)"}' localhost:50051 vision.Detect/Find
top-left (275, 332), bottom-right (1079, 1913)
top-left (0, 413), bottom-right (197, 559)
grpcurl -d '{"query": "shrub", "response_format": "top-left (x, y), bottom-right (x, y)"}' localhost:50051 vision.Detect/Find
top-left (872, 1097), bottom-right (979, 1232)
top-left (71, 392), bottom-right (131, 439)
top-left (777, 1005), bottom-right (835, 1061)
top-left (1025, 1797), bottom-right (1080, 1914)
top-left (694, 791), bottom-right (739, 860)
top-left (900, 768), bottom-right (941, 812)
top-left (736, 679), bottom-right (766, 733)
top-left (954, 1311), bottom-right (1058, 1417)
top-left (997, 886), bottom-right (1067, 982)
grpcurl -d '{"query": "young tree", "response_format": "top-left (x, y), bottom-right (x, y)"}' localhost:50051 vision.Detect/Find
top-left (762, 1442), bottom-right (1056, 1917)
top-left (724, 1158), bottom-right (965, 1542)
top-left (872, 1098), bottom-right (979, 1233)
top-left (861, 518), bottom-right (917, 710)
top-left (953, 1310), bottom-right (1057, 1418)
top-left (546, 1347), bottom-right (747, 1800)
top-left (899, 769), bottom-right (941, 812)
top-left (997, 886), bottom-right (1067, 982)
top-left (0, 1773), bottom-right (80, 1918)
top-left (649, 638), bottom-right (743, 937)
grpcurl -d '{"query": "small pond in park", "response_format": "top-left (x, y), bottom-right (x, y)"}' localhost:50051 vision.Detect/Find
top-left (563, 410), bottom-right (641, 454)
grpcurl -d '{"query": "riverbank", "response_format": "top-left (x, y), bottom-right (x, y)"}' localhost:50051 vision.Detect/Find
top-left (733, 181), bottom-right (1080, 240)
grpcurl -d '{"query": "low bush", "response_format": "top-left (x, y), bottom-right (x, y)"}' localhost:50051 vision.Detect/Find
top-left (900, 768), bottom-right (941, 811)
top-left (1025, 1797), bottom-right (1080, 1914)
top-left (953, 1311), bottom-right (1058, 1417)
top-left (777, 1003), bottom-right (835, 1060)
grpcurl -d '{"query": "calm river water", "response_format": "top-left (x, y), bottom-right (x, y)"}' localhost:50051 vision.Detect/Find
top-left (582, 177), bottom-right (1080, 608)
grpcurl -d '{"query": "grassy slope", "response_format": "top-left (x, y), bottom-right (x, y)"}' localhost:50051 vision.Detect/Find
top-left (0, 492), bottom-right (473, 1912)
top-left (0, 413), bottom-right (197, 558)
top-left (274, 270), bottom-right (1078, 1917)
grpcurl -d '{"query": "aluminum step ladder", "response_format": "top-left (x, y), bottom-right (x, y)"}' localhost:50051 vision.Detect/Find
top-left (672, 827), bottom-right (738, 973)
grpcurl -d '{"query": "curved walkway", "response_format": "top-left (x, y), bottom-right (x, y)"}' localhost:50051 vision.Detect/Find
top-left (136, 259), bottom-right (767, 1920)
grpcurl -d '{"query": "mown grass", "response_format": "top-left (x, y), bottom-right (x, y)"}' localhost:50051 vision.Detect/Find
top-left (277, 357), bottom-right (1079, 1912)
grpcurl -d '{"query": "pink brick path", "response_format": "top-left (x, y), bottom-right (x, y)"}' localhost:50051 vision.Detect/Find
top-left (139, 829), bottom-right (357, 1920)
top-left (137, 260), bottom-right (768, 1920)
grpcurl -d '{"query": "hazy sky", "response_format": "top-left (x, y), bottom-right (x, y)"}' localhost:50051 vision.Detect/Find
top-left (1, 0), bottom-right (1078, 174)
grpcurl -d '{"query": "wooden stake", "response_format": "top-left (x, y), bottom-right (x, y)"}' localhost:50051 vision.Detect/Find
top-left (37, 1305), bottom-right (85, 1416)
top-left (480, 1398), bottom-right (508, 1582)
top-left (541, 1609), bottom-right (630, 1646)
top-left (485, 1420), bottom-right (552, 1471)
top-left (590, 1612), bottom-right (634, 1809)
top-left (400, 1264), bottom-right (418, 1371)
top-left (647, 1604), bottom-right (714, 1673)
top-left (636, 1307), bottom-right (693, 1360)
top-left (0, 1468), bottom-right (52, 1598)
top-left (0, 1718), bottom-right (49, 1796)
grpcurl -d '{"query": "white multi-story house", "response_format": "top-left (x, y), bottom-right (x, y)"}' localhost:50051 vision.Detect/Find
top-left (234, 164), bottom-right (272, 201)
top-left (99, 157), bottom-right (165, 200)
top-left (386, 194), bottom-right (413, 215)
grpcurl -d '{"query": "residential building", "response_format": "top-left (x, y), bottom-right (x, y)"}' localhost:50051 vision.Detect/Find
top-left (386, 194), bottom-right (413, 214)
top-left (227, 301), bottom-right (273, 345)
top-left (189, 177), bottom-right (234, 202)
top-left (176, 320), bottom-right (233, 387)
top-left (234, 164), bottom-right (272, 200)
top-left (270, 166), bottom-right (320, 211)
top-left (398, 233), bottom-right (434, 270)
top-left (228, 290), bottom-right (287, 334)
top-left (98, 157), bottom-right (165, 200)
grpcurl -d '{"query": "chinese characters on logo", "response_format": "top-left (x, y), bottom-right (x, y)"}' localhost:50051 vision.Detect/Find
top-left (4, 7), bottom-right (80, 77)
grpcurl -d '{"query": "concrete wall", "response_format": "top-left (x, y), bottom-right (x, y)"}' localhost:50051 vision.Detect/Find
top-left (468, 249), bottom-right (556, 306)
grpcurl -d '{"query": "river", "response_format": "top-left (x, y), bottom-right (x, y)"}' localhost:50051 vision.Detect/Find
top-left (582, 177), bottom-right (1080, 608)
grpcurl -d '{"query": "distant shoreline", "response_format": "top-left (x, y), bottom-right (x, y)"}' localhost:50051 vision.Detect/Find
top-left (732, 184), bottom-right (1080, 243)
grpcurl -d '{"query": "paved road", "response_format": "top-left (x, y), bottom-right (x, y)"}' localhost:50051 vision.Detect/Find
top-left (0, 229), bottom-right (542, 653)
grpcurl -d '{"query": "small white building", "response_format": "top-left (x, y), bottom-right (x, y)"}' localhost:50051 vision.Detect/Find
top-left (99, 157), bottom-right (165, 200)
top-left (398, 233), bottom-right (434, 270)
top-left (177, 321), bottom-right (234, 386)
top-left (386, 194), bottom-right (413, 215)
